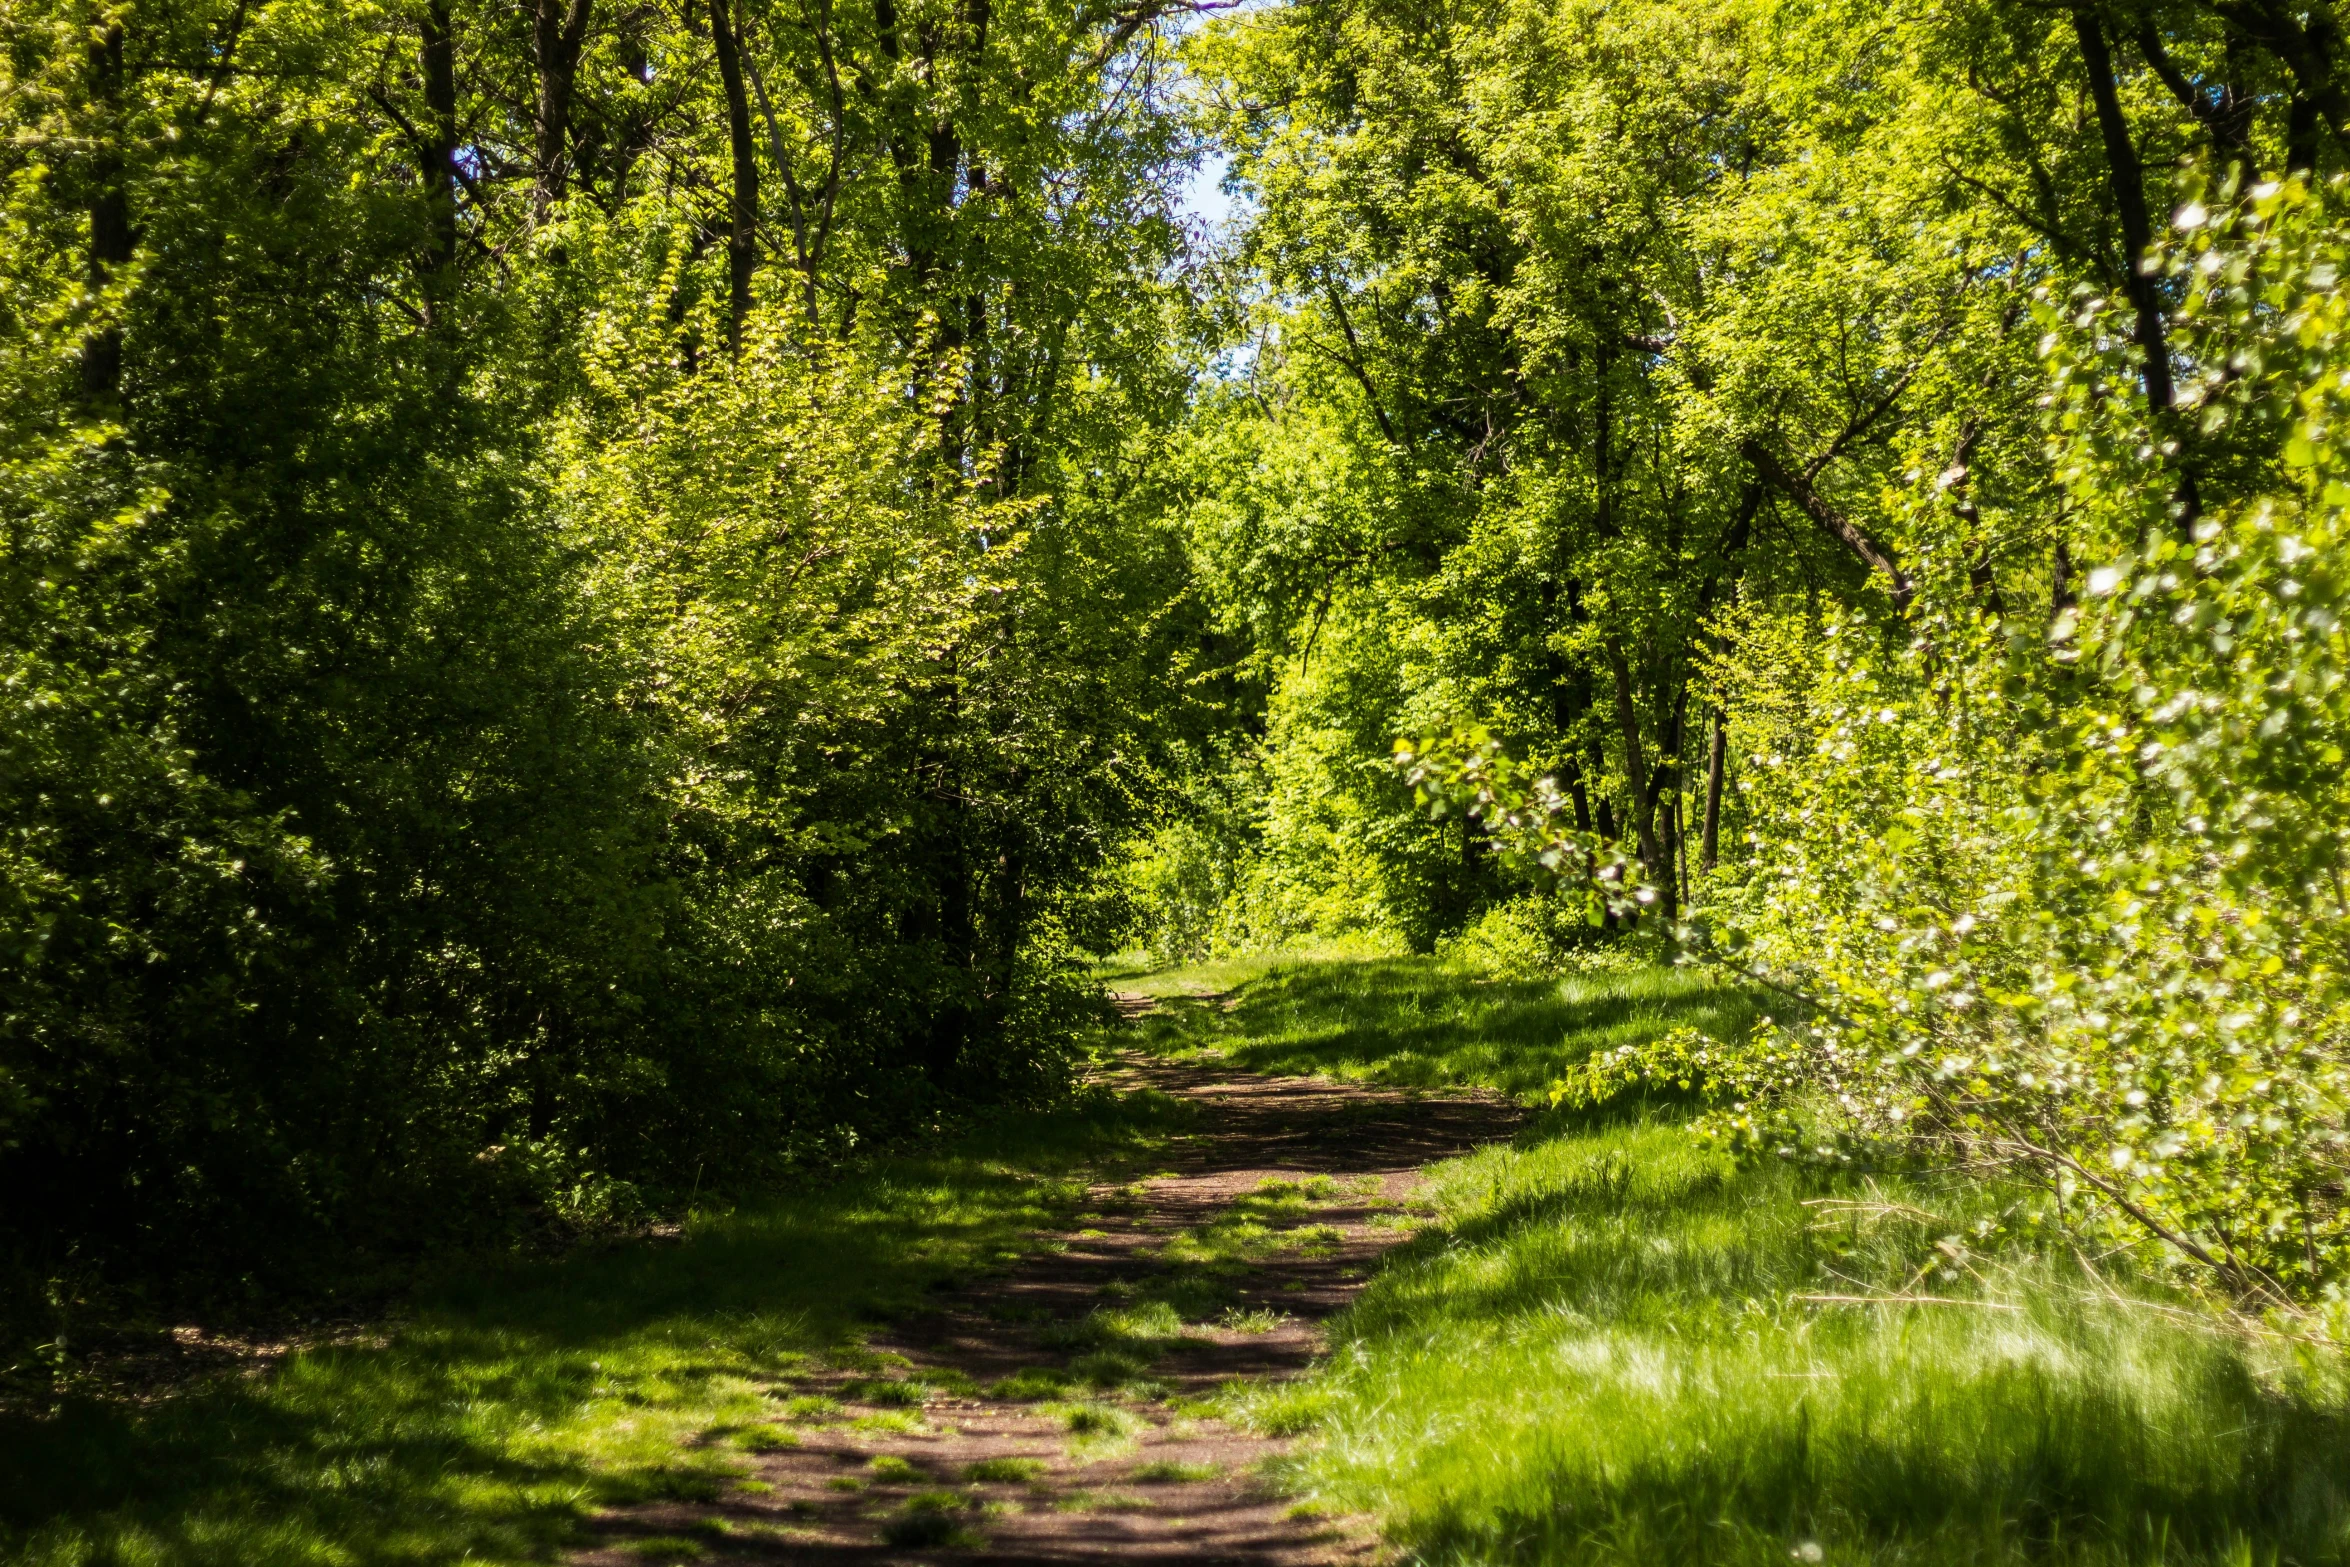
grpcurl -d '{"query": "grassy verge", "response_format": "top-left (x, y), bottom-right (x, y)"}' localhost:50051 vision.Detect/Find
top-left (1135, 952), bottom-right (2350, 1566)
top-left (0, 1089), bottom-right (1193, 1567)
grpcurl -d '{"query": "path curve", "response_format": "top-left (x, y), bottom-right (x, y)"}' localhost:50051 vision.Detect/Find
top-left (577, 1026), bottom-right (1524, 1567)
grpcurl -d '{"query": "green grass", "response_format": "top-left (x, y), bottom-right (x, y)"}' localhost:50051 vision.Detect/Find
top-left (1130, 953), bottom-right (1758, 1098)
top-left (1093, 934), bottom-right (1407, 1000)
top-left (1135, 952), bottom-right (2350, 1566)
top-left (963, 1456), bottom-right (1049, 1483)
top-left (727, 1424), bottom-right (797, 1453)
top-left (22, 950), bottom-right (2349, 1567)
top-left (1055, 1489), bottom-right (1151, 1511)
top-left (0, 1087), bottom-right (1194, 1567)
top-left (1130, 1458), bottom-right (1221, 1483)
top-left (880, 1489), bottom-right (986, 1548)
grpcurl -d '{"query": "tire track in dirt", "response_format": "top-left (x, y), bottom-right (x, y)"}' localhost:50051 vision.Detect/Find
top-left (575, 1003), bottom-right (1524, 1567)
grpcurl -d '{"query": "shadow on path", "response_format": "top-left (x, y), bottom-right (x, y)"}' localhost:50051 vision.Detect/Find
top-left (574, 1045), bottom-right (1525, 1567)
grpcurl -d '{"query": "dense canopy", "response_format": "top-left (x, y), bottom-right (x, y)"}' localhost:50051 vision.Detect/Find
top-left (5, 0), bottom-right (2350, 1343)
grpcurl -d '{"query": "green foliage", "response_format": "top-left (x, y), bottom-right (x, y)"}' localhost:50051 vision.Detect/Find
top-left (1683, 176), bottom-right (2350, 1308)
top-left (0, 0), bottom-right (1209, 1341)
top-left (1162, 0), bottom-right (2350, 1313)
top-left (9, 0), bottom-right (2350, 1466)
top-left (1548, 1023), bottom-right (1730, 1111)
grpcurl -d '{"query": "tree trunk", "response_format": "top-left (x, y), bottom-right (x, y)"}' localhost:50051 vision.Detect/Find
top-left (2206, 0), bottom-right (2350, 148)
top-left (1673, 794), bottom-right (1689, 912)
top-left (1701, 708), bottom-right (1727, 872)
top-left (2137, 23), bottom-right (2258, 176)
top-left (1741, 439), bottom-right (1913, 608)
top-left (707, 0), bottom-right (759, 353)
top-left (1658, 786), bottom-right (1681, 922)
top-left (1603, 633), bottom-right (1666, 906)
top-left (1542, 576), bottom-right (1596, 833)
top-left (2290, 93), bottom-right (2323, 174)
top-left (81, 20), bottom-right (130, 399)
top-left (419, 0), bottom-right (459, 290)
top-left (532, 0), bottom-right (593, 221)
top-left (2074, 10), bottom-right (2175, 414)
top-left (1560, 755), bottom-right (1594, 834)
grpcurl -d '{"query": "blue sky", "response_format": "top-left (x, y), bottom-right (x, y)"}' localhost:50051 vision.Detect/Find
top-left (1178, 149), bottom-right (1240, 234)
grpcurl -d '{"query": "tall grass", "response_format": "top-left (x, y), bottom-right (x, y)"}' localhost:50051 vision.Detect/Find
top-left (1134, 953), bottom-right (2350, 1566)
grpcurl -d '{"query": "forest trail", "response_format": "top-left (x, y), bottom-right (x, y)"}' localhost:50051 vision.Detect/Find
top-left (573, 1007), bottom-right (1524, 1567)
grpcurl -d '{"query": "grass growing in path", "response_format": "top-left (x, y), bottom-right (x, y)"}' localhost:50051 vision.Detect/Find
top-left (1136, 952), bottom-right (2350, 1566)
top-left (0, 1089), bottom-right (1193, 1567)
top-left (1131, 953), bottom-right (1757, 1098)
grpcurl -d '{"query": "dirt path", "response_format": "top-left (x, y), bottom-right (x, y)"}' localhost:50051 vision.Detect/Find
top-left (576, 1028), bottom-right (1523, 1567)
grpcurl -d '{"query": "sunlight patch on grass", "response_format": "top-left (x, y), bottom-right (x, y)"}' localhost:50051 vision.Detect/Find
top-left (1127, 954), bottom-right (1760, 1101)
top-left (1048, 1399), bottom-right (1142, 1461)
top-left (1093, 936), bottom-right (1407, 1000)
top-left (1215, 1306), bottom-right (1284, 1333)
top-left (849, 1408), bottom-right (930, 1435)
top-left (1193, 953), bottom-right (2350, 1566)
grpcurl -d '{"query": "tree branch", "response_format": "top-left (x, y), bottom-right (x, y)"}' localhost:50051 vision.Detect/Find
top-left (1739, 438), bottom-right (1915, 608)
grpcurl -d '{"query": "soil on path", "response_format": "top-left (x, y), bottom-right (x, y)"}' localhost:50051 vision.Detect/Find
top-left (574, 1010), bottom-right (1525, 1567)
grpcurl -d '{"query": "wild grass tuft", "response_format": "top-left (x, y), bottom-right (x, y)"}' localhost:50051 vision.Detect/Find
top-left (1056, 1401), bottom-right (1137, 1437)
top-left (1215, 1306), bottom-right (1284, 1334)
top-left (1051, 1399), bottom-right (1142, 1459)
top-left (729, 1425), bottom-right (797, 1453)
top-left (1070, 1349), bottom-right (1159, 1388)
top-left (881, 1499), bottom-right (980, 1549)
top-left (1130, 1458), bottom-right (1221, 1482)
top-left (848, 1408), bottom-right (928, 1435)
top-left (988, 1368), bottom-right (1071, 1400)
top-left (963, 1456), bottom-right (1049, 1483)
top-left (1055, 1488), bottom-right (1152, 1511)
top-left (777, 1393), bottom-right (841, 1422)
top-left (843, 1375), bottom-right (929, 1406)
